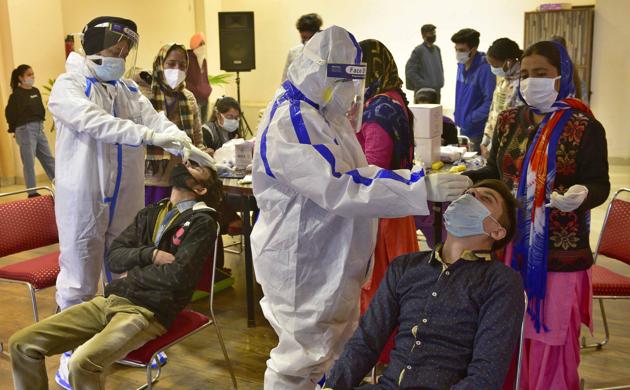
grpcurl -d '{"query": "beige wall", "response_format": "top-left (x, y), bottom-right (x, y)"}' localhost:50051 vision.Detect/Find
top-left (0, 0), bottom-right (65, 184)
top-left (218, 0), bottom-right (628, 161)
top-left (60, 0), bottom-right (197, 72)
top-left (591, 0), bottom-right (630, 163)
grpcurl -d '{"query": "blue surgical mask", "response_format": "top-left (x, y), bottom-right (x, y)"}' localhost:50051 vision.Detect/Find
top-left (87, 55), bottom-right (126, 81)
top-left (444, 193), bottom-right (499, 237)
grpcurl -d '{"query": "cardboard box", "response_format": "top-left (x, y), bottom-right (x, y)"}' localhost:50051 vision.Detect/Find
top-left (410, 104), bottom-right (443, 139)
top-left (415, 135), bottom-right (441, 165)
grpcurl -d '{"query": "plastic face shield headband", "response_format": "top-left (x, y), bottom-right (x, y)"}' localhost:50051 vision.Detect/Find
top-left (82, 22), bottom-right (140, 78)
top-left (327, 63), bottom-right (367, 133)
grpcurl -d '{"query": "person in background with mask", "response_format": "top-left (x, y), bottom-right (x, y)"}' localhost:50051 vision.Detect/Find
top-left (186, 32), bottom-right (212, 123)
top-left (281, 13), bottom-right (323, 82)
top-left (144, 43), bottom-right (205, 205)
top-left (4, 64), bottom-right (55, 197)
top-left (451, 28), bottom-right (496, 153)
top-left (356, 39), bottom-right (418, 316)
top-left (48, 17), bottom-right (212, 388)
top-left (253, 25), bottom-right (472, 389)
top-left (324, 179), bottom-right (524, 390)
top-left (481, 38), bottom-right (523, 158)
top-left (202, 96), bottom-right (242, 153)
top-left (463, 41), bottom-right (609, 389)
top-left (405, 24), bottom-right (444, 103)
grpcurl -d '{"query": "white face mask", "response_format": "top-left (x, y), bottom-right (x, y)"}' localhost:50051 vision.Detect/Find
top-left (490, 66), bottom-right (506, 77)
top-left (163, 68), bottom-right (186, 89)
top-left (193, 45), bottom-right (206, 64)
top-left (520, 76), bottom-right (561, 113)
top-left (456, 51), bottom-right (470, 64)
top-left (221, 115), bottom-right (239, 132)
top-left (22, 77), bottom-right (35, 87)
top-left (87, 55), bottom-right (126, 81)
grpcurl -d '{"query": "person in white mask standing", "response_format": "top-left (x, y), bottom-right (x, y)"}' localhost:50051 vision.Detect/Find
top-left (463, 40), bottom-right (609, 389)
top-left (48, 17), bottom-right (214, 389)
top-left (143, 43), bottom-right (206, 205)
top-left (252, 25), bottom-right (472, 389)
top-left (201, 96), bottom-right (243, 154)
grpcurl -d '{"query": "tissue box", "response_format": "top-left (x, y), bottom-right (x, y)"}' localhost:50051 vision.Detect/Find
top-left (235, 141), bottom-right (254, 170)
top-left (410, 104), bottom-right (442, 139)
top-left (415, 135), bottom-right (441, 165)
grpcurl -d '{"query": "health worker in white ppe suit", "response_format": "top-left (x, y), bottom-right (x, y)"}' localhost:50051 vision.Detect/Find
top-left (49, 16), bottom-right (214, 311)
top-left (251, 25), bottom-right (472, 389)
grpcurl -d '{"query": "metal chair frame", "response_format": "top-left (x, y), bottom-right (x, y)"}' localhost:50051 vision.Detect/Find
top-left (581, 188), bottom-right (630, 351)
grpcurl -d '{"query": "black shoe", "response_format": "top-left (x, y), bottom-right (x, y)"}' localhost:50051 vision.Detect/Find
top-left (27, 192), bottom-right (41, 198)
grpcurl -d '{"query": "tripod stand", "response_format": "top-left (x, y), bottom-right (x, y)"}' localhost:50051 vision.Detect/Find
top-left (235, 71), bottom-right (253, 138)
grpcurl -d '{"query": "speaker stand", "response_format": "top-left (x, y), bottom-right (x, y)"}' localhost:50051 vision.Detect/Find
top-left (235, 71), bottom-right (253, 138)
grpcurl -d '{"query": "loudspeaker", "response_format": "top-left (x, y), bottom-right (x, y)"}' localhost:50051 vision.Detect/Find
top-left (218, 12), bottom-right (255, 72)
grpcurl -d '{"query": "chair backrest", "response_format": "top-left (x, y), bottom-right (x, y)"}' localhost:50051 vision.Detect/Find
top-left (595, 188), bottom-right (630, 266)
top-left (0, 189), bottom-right (58, 257)
top-left (192, 221), bottom-right (220, 291)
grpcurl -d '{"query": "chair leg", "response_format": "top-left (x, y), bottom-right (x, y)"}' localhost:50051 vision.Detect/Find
top-left (212, 315), bottom-right (238, 389)
top-left (136, 354), bottom-right (162, 390)
top-left (28, 284), bottom-right (39, 322)
top-left (581, 299), bottom-right (610, 350)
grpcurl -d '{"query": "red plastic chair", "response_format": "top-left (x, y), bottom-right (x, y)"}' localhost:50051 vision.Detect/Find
top-left (0, 187), bottom-right (59, 322)
top-left (582, 188), bottom-right (630, 351)
top-left (121, 222), bottom-right (238, 390)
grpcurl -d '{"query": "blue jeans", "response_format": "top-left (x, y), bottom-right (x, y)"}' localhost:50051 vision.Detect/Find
top-left (14, 121), bottom-right (55, 193)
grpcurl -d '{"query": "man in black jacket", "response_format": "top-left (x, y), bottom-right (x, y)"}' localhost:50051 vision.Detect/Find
top-left (8, 161), bottom-right (221, 390)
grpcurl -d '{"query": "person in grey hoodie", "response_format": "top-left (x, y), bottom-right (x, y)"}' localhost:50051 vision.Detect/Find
top-left (405, 24), bottom-right (444, 103)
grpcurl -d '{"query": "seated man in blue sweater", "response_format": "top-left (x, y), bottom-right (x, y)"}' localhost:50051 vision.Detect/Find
top-left (324, 179), bottom-right (524, 390)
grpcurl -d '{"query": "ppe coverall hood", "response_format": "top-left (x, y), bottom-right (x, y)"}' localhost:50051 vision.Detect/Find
top-left (287, 25), bottom-right (363, 115)
top-left (251, 25), bottom-right (430, 389)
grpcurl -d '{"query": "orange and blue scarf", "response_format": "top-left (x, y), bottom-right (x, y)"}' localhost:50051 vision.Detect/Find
top-left (512, 42), bottom-right (593, 332)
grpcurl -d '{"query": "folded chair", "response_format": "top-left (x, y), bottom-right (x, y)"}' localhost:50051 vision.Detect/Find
top-left (581, 188), bottom-right (630, 354)
top-left (121, 222), bottom-right (238, 389)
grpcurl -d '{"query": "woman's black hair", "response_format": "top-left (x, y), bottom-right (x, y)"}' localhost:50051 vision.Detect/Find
top-left (522, 41), bottom-right (561, 73)
top-left (10, 64), bottom-right (31, 90)
top-left (209, 96), bottom-right (241, 123)
top-left (487, 38), bottom-right (523, 62)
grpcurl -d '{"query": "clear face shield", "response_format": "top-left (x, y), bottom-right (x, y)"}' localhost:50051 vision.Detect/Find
top-left (326, 63), bottom-right (366, 133)
top-left (77, 22), bottom-right (140, 80)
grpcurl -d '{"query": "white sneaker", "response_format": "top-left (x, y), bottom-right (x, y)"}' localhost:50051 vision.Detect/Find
top-left (54, 351), bottom-right (72, 390)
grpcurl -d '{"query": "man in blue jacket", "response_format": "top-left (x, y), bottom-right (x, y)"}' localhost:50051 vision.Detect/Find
top-left (451, 28), bottom-right (496, 152)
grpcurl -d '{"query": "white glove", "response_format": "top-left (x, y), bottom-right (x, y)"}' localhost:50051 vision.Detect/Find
top-left (188, 145), bottom-right (217, 170)
top-left (425, 173), bottom-right (473, 202)
top-left (215, 164), bottom-right (234, 177)
top-left (546, 185), bottom-right (588, 212)
top-left (144, 130), bottom-right (192, 160)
